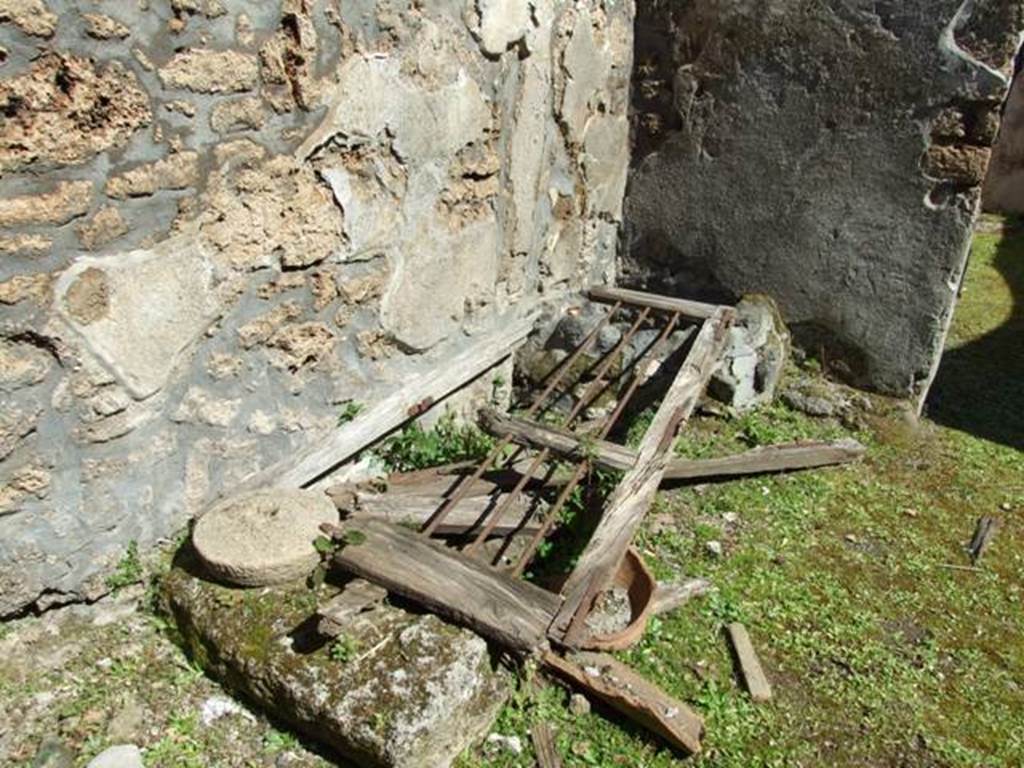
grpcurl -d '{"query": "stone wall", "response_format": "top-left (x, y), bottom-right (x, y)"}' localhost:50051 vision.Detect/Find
top-left (0, 0), bottom-right (634, 616)
top-left (623, 0), bottom-right (1022, 399)
top-left (983, 62), bottom-right (1024, 212)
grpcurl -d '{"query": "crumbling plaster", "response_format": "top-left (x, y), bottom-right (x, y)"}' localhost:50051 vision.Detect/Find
top-left (0, 0), bottom-right (635, 616)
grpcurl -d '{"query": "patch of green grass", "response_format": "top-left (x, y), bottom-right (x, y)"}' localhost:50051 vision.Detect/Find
top-left (106, 541), bottom-right (143, 591)
top-left (328, 634), bottom-right (361, 663)
top-left (337, 400), bottom-right (365, 425)
top-left (376, 411), bottom-right (497, 472)
top-left (459, 220), bottom-right (1024, 767)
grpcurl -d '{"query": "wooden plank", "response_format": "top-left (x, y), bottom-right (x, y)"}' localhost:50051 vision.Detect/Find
top-left (333, 490), bottom-right (542, 538)
top-left (651, 578), bottom-right (712, 615)
top-left (550, 307), bottom-right (734, 644)
top-left (317, 579), bottom-right (387, 637)
top-left (968, 515), bottom-right (1000, 564)
top-left (588, 285), bottom-right (721, 321)
top-left (542, 651), bottom-right (703, 755)
top-left (480, 408), bottom-right (864, 481)
top-left (531, 722), bottom-right (562, 768)
top-left (664, 438), bottom-right (865, 481)
top-left (329, 517), bottom-right (563, 652)
top-left (235, 314), bottom-right (537, 492)
top-left (478, 408), bottom-right (637, 472)
top-left (727, 623), bottom-right (773, 702)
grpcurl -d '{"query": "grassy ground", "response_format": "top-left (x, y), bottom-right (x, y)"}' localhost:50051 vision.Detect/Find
top-left (2, 219), bottom-right (1020, 768)
top-left (458, 217), bottom-right (1024, 768)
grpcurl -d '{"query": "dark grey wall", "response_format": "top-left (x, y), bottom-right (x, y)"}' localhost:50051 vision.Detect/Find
top-left (624, 0), bottom-right (1022, 398)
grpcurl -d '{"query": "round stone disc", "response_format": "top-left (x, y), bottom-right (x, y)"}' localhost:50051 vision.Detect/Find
top-left (192, 489), bottom-right (338, 587)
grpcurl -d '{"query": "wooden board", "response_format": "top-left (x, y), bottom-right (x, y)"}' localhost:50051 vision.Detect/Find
top-left (317, 579), bottom-right (387, 637)
top-left (330, 517), bottom-right (563, 652)
top-left (478, 408), bottom-right (637, 472)
top-left (480, 407), bottom-right (864, 481)
top-left (664, 438), bottom-right (865, 481)
top-left (542, 650), bottom-right (703, 755)
top-left (727, 623), bottom-right (773, 702)
top-left (235, 314), bottom-right (537, 492)
top-left (327, 485), bottom-right (541, 538)
top-left (588, 285), bottom-right (721, 321)
top-left (651, 578), bottom-right (712, 615)
top-left (550, 307), bottom-right (734, 644)
top-left (531, 722), bottom-right (562, 768)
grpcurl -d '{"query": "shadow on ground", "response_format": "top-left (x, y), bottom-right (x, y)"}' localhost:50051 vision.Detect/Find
top-left (927, 218), bottom-right (1024, 451)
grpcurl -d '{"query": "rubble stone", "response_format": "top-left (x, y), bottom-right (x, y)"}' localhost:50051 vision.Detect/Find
top-left (159, 48), bottom-right (259, 94)
top-left (82, 13), bottom-right (131, 40)
top-left (164, 558), bottom-right (509, 767)
top-left (210, 97), bottom-right (265, 133)
top-left (709, 294), bottom-right (790, 412)
top-left (0, 54), bottom-right (150, 172)
top-left (0, 0), bottom-right (57, 37)
top-left (472, 0), bottom-right (533, 57)
top-left (77, 207), bottom-right (129, 250)
top-left (0, 180), bottom-right (93, 228)
top-left (0, 234), bottom-right (51, 255)
top-left (105, 152), bottom-right (201, 199)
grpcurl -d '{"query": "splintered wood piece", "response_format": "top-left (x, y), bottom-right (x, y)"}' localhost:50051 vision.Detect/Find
top-left (317, 579), bottom-right (387, 637)
top-left (664, 438), bottom-right (866, 481)
top-left (327, 485), bottom-right (541, 538)
top-left (588, 285), bottom-right (721, 321)
top-left (727, 623), bottom-right (773, 702)
top-left (651, 578), bottom-right (712, 615)
top-left (531, 722), bottom-right (562, 768)
top-left (236, 314), bottom-right (537, 492)
top-left (479, 408), bottom-right (638, 472)
top-left (551, 307), bottom-right (734, 645)
top-left (968, 516), bottom-right (1000, 564)
top-left (329, 518), bottom-right (563, 652)
top-left (542, 651), bottom-right (704, 755)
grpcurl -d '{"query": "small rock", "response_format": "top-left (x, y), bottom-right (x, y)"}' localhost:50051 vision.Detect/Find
top-left (107, 695), bottom-right (145, 742)
top-left (569, 693), bottom-right (591, 716)
top-left (705, 540), bottom-right (723, 558)
top-left (548, 304), bottom-right (621, 356)
top-left (485, 733), bottom-right (523, 755)
top-left (30, 736), bottom-right (73, 768)
top-left (1000, 502), bottom-right (1011, 512)
top-left (85, 745), bottom-right (143, 768)
top-left (200, 695), bottom-right (254, 725)
top-left (722, 512), bottom-right (739, 525)
top-left (709, 294), bottom-right (790, 411)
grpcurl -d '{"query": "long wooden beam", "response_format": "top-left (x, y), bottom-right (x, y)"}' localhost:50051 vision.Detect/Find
top-left (478, 408), bottom-right (637, 472)
top-left (665, 438), bottom-right (865, 480)
top-left (235, 314), bottom-right (537, 492)
top-left (588, 286), bottom-right (721, 321)
top-left (329, 518), bottom-right (562, 652)
top-left (542, 651), bottom-right (704, 754)
top-left (480, 408), bottom-right (865, 480)
top-left (550, 307), bottom-right (734, 646)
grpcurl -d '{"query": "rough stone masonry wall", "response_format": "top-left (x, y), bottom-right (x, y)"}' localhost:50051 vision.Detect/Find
top-left (624, 0), bottom-right (1023, 399)
top-left (0, 0), bottom-right (634, 617)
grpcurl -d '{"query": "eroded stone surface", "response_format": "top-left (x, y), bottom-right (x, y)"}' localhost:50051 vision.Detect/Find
top-left (165, 558), bottom-right (509, 768)
top-left (53, 239), bottom-right (222, 399)
top-left (0, 54), bottom-right (150, 172)
top-left (77, 207), bottom-right (129, 250)
top-left (471, 0), bottom-right (534, 57)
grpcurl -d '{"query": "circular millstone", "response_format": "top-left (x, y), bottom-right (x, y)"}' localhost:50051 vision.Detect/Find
top-left (192, 489), bottom-right (338, 587)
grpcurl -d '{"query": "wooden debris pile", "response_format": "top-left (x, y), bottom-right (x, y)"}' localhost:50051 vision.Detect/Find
top-left (223, 286), bottom-right (866, 760)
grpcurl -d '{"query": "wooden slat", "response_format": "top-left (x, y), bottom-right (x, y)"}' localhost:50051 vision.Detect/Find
top-left (551, 307), bottom-right (734, 645)
top-left (480, 407), bottom-right (864, 481)
top-left (531, 722), bottom-right (562, 768)
top-left (235, 314), bottom-right (537, 492)
top-left (330, 518), bottom-right (562, 652)
top-left (317, 579), bottom-right (387, 637)
top-left (478, 408), bottom-right (637, 472)
top-left (337, 492), bottom-right (541, 538)
top-left (588, 285), bottom-right (721, 321)
top-left (727, 623), bottom-right (773, 702)
top-left (542, 651), bottom-right (703, 755)
top-left (664, 438), bottom-right (865, 481)
top-left (651, 578), bottom-right (712, 615)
